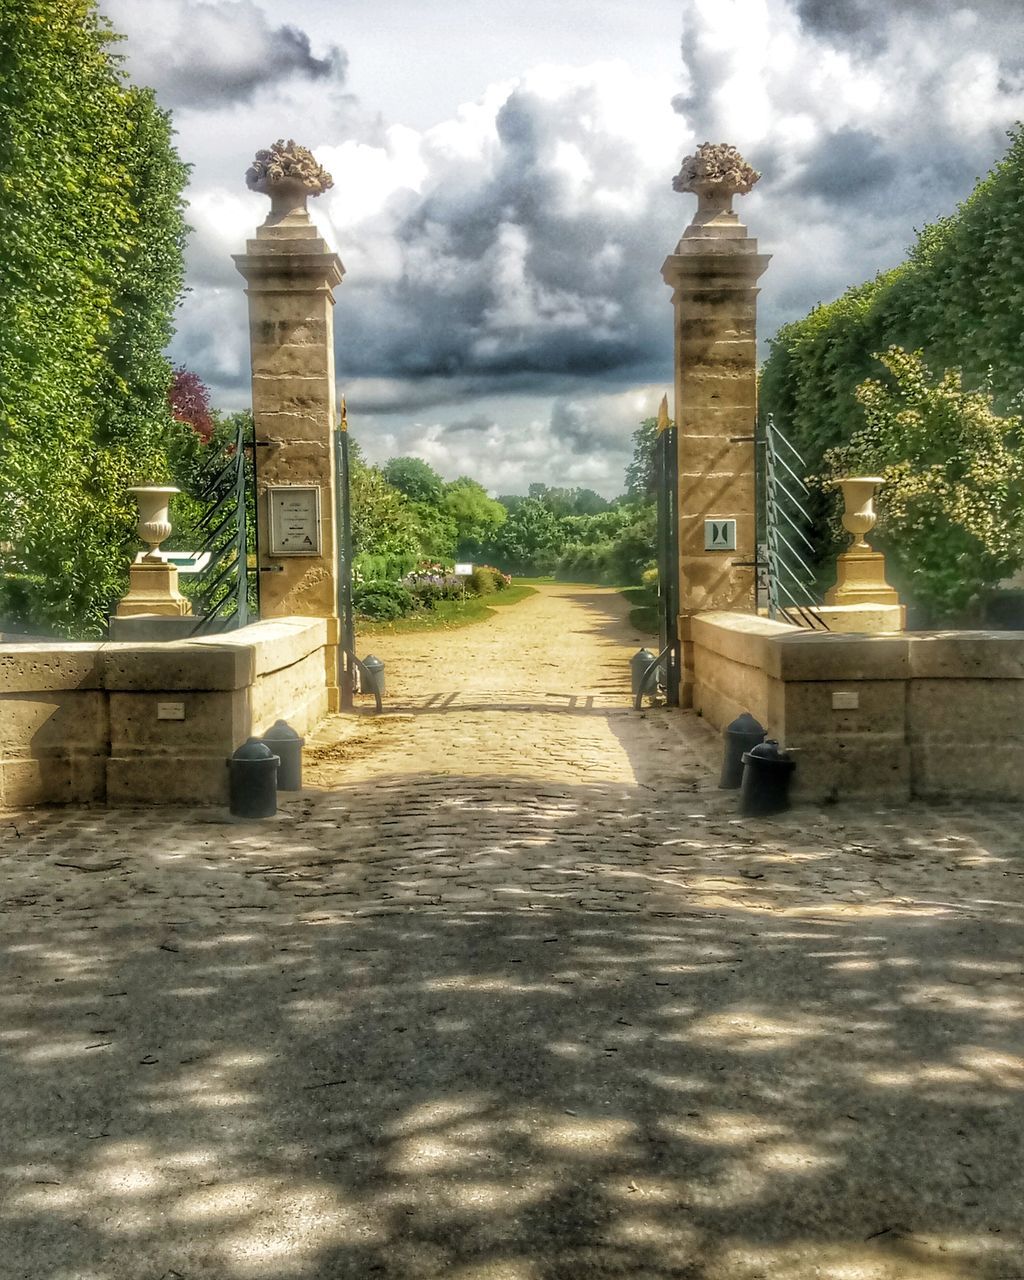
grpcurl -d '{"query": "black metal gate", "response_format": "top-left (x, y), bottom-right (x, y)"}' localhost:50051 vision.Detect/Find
top-left (756, 413), bottom-right (827, 629)
top-left (184, 419), bottom-right (257, 635)
top-left (654, 395), bottom-right (681, 706)
top-left (333, 399), bottom-right (382, 712)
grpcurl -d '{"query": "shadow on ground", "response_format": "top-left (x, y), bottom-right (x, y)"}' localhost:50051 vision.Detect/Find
top-left (1, 773), bottom-right (1021, 1279)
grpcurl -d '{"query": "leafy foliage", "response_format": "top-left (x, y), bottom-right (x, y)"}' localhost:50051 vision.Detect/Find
top-left (0, 0), bottom-right (189, 635)
top-left (487, 499), bottom-right (564, 576)
top-left (819, 348), bottom-right (1024, 621)
top-left (169, 368), bottom-right (215, 443)
top-left (625, 418), bottom-right (658, 500)
top-left (352, 579), bottom-right (416, 621)
top-left (760, 125), bottom-right (1024, 493)
top-left (383, 456), bottom-right (445, 505)
top-left (441, 478), bottom-right (507, 559)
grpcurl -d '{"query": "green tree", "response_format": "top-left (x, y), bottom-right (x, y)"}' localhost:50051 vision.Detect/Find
top-left (441, 477), bottom-right (507, 559)
top-left (760, 123), bottom-right (1024, 528)
top-left (407, 501), bottom-right (457, 561)
top-left (625, 418), bottom-right (658, 499)
top-left (349, 453), bottom-right (421, 573)
top-left (383, 456), bottom-right (445, 505)
top-left (488, 498), bottom-right (562, 575)
top-left (571, 488), bottom-right (611, 516)
top-left (820, 348), bottom-right (1024, 621)
top-left (0, 0), bottom-right (189, 635)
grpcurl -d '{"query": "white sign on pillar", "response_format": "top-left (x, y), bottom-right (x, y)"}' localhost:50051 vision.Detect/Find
top-left (704, 518), bottom-right (737, 552)
top-left (267, 485), bottom-right (322, 556)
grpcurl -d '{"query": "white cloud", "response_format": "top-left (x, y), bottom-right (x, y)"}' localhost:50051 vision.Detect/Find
top-left (98, 0), bottom-right (1024, 493)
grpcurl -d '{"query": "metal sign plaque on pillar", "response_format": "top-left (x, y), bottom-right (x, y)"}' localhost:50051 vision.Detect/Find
top-left (704, 518), bottom-right (737, 552)
top-left (662, 142), bottom-right (770, 707)
top-left (233, 140), bottom-right (345, 710)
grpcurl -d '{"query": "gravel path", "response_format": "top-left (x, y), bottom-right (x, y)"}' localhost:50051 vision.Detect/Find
top-left (1, 584), bottom-right (1022, 1279)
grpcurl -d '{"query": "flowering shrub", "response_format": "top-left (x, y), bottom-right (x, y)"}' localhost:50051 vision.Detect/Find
top-left (353, 579), bottom-right (416, 620)
top-left (402, 564), bottom-right (465, 609)
top-left (469, 565), bottom-right (510, 595)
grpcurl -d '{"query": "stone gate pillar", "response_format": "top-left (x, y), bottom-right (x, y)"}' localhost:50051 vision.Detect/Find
top-left (234, 140), bottom-right (344, 709)
top-left (662, 143), bottom-right (770, 707)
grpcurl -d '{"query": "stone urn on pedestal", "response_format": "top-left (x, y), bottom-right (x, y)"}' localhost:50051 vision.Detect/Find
top-left (114, 486), bottom-right (192, 618)
top-left (244, 138), bottom-right (334, 233)
top-left (819, 475), bottom-right (905, 633)
top-left (673, 142), bottom-right (761, 239)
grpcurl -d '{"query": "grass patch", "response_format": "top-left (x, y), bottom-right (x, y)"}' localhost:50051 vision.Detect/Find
top-left (486, 583), bottom-right (538, 607)
top-left (620, 585), bottom-right (659, 636)
top-left (358, 583), bottom-right (538, 635)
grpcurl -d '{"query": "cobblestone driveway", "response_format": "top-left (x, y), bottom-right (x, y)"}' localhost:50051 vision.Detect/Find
top-left (1, 585), bottom-right (1022, 1279)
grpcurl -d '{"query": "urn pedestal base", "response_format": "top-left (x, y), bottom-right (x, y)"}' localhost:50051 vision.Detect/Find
top-left (815, 602), bottom-right (906, 634)
top-left (115, 557), bottom-right (192, 618)
top-left (825, 548), bottom-right (901, 608)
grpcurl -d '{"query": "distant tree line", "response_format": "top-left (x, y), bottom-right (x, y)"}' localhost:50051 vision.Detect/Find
top-left (344, 416), bottom-right (658, 589)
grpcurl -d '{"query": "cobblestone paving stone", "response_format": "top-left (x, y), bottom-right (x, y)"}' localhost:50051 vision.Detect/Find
top-left (1, 585), bottom-right (1022, 1279)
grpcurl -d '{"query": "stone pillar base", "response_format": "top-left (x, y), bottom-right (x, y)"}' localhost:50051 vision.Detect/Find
top-left (825, 548), bottom-right (901, 608)
top-left (115, 558), bottom-right (192, 618)
top-left (815, 603), bottom-right (906, 634)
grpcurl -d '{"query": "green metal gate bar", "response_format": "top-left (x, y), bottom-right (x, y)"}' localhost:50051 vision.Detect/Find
top-left (187, 420), bottom-right (256, 635)
top-left (760, 413), bottom-right (828, 630)
top-left (334, 401), bottom-right (356, 710)
top-left (654, 395), bottom-right (681, 705)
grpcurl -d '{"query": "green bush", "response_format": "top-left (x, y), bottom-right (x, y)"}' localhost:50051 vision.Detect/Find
top-left (353, 580), bottom-right (416, 620)
top-left (469, 565), bottom-right (497, 595)
top-left (819, 347), bottom-right (1024, 622)
top-left (760, 124), bottom-right (1024, 531)
top-left (0, 0), bottom-right (188, 636)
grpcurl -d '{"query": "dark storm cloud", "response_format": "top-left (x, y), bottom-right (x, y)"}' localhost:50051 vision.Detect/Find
top-left (792, 0), bottom-right (883, 47)
top-left (443, 414), bottom-right (494, 435)
top-left (796, 0), bottom-right (1024, 47)
top-left (788, 127), bottom-right (897, 199)
top-left (330, 77), bottom-right (677, 394)
top-left (550, 399), bottom-right (589, 452)
top-left (101, 0), bottom-right (345, 109)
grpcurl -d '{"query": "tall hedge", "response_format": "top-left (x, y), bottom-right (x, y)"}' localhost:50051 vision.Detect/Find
top-left (0, 0), bottom-right (189, 635)
top-left (760, 125), bottom-right (1024, 472)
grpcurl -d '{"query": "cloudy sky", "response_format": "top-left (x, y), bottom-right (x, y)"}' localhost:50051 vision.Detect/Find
top-left (101, 0), bottom-right (1024, 496)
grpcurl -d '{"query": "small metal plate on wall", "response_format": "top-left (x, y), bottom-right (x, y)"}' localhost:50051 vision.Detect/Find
top-left (267, 485), bottom-right (322, 556)
top-left (705, 518), bottom-right (737, 551)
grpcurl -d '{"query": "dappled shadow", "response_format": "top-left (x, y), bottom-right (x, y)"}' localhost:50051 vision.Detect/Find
top-left (1, 776), bottom-right (1022, 1279)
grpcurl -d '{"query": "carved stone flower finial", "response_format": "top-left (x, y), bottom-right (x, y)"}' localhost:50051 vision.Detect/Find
top-left (673, 142), bottom-right (759, 229)
top-left (246, 139), bottom-right (334, 224)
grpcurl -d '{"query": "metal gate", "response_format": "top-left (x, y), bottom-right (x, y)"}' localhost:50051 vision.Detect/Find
top-left (333, 399), bottom-right (382, 713)
top-left (184, 419), bottom-right (257, 635)
top-left (653, 395), bottom-right (681, 706)
top-left (757, 413), bottom-right (827, 629)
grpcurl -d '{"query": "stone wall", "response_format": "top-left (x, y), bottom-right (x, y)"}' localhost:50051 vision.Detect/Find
top-left (0, 618), bottom-right (329, 807)
top-left (692, 612), bottom-right (1024, 802)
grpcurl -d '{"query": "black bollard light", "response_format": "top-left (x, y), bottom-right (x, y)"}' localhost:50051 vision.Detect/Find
top-left (739, 739), bottom-right (796, 817)
top-left (261, 720), bottom-right (304, 791)
top-left (719, 712), bottom-right (766, 789)
top-left (360, 654), bottom-right (385, 699)
top-left (631, 648), bottom-right (659, 699)
top-left (228, 738), bottom-right (279, 819)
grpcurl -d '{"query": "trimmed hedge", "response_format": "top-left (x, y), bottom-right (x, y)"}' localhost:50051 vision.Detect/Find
top-left (760, 126), bottom-right (1024, 480)
top-left (0, 0), bottom-right (189, 636)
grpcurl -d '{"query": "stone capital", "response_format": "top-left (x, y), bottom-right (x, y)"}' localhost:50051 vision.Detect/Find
top-left (233, 246), bottom-right (345, 296)
top-left (661, 248), bottom-right (771, 301)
